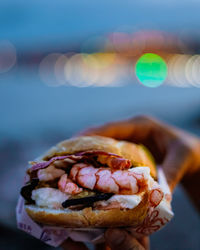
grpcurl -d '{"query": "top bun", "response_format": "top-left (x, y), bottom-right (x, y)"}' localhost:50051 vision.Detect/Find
top-left (41, 136), bottom-right (156, 178)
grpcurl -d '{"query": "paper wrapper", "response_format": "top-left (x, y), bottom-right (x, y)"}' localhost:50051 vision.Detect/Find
top-left (16, 168), bottom-right (174, 247)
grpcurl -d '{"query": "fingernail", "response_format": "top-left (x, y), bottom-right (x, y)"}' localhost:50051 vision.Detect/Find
top-left (105, 229), bottom-right (126, 246)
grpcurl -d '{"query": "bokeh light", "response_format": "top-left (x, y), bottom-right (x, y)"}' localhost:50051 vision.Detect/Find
top-left (167, 54), bottom-right (200, 88)
top-left (135, 53), bottom-right (167, 87)
top-left (187, 55), bottom-right (200, 87)
top-left (39, 53), bottom-right (62, 87)
top-left (0, 40), bottom-right (16, 73)
top-left (82, 53), bottom-right (116, 69)
top-left (109, 32), bottom-right (132, 54)
top-left (38, 31), bottom-right (200, 88)
top-left (173, 55), bottom-right (191, 87)
top-left (131, 31), bottom-right (146, 56)
top-left (64, 53), bottom-right (94, 87)
top-left (54, 54), bottom-right (68, 85)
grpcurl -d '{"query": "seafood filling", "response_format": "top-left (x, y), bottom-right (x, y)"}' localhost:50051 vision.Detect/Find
top-left (21, 151), bottom-right (163, 210)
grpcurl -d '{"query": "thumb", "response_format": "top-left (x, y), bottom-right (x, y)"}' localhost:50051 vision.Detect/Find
top-left (105, 229), bottom-right (146, 250)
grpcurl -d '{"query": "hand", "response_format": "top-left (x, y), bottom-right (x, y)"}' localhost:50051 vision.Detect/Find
top-left (80, 115), bottom-right (200, 194)
top-left (62, 116), bottom-right (200, 250)
top-left (62, 229), bottom-right (148, 250)
top-left (105, 229), bottom-right (149, 250)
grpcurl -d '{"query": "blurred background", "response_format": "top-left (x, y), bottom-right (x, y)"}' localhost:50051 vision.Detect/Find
top-left (1, 0), bottom-right (200, 249)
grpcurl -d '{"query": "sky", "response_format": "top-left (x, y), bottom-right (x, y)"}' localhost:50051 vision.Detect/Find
top-left (0, 1), bottom-right (200, 51)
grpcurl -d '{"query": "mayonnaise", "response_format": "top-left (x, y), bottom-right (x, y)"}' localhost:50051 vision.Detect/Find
top-left (94, 194), bottom-right (142, 209)
top-left (32, 188), bottom-right (69, 209)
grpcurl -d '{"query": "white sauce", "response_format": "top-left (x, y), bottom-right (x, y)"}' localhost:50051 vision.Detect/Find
top-left (94, 194), bottom-right (142, 209)
top-left (32, 188), bottom-right (69, 209)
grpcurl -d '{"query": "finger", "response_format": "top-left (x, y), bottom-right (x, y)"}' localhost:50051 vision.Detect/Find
top-left (79, 116), bottom-right (156, 143)
top-left (138, 237), bottom-right (150, 250)
top-left (61, 238), bottom-right (88, 250)
top-left (182, 170), bottom-right (200, 213)
top-left (79, 116), bottom-right (170, 163)
top-left (105, 229), bottom-right (146, 250)
top-left (162, 140), bottom-right (193, 191)
top-left (78, 120), bottom-right (136, 139)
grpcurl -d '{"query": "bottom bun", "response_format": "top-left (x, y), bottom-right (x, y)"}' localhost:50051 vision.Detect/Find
top-left (25, 193), bottom-right (148, 228)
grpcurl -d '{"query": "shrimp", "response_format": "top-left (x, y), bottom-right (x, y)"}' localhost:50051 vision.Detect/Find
top-left (112, 170), bottom-right (138, 194)
top-left (69, 163), bottom-right (86, 181)
top-left (69, 163), bottom-right (148, 195)
top-left (37, 165), bottom-right (65, 181)
top-left (97, 155), bottom-right (131, 170)
top-left (95, 169), bottom-right (119, 193)
top-left (58, 174), bottom-right (83, 195)
top-left (77, 166), bottom-right (98, 190)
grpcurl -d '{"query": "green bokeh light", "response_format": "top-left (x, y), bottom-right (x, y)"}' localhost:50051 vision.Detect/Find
top-left (135, 53), bottom-right (167, 87)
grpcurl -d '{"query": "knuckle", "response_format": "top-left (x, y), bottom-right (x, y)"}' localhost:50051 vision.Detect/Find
top-left (134, 115), bottom-right (153, 122)
top-left (130, 115), bottom-right (156, 125)
top-left (174, 138), bottom-right (197, 161)
top-left (176, 139), bottom-right (191, 153)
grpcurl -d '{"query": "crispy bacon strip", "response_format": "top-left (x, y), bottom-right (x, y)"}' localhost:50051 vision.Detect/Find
top-left (28, 151), bottom-right (131, 174)
top-left (75, 151), bottom-right (131, 169)
top-left (28, 155), bottom-right (82, 173)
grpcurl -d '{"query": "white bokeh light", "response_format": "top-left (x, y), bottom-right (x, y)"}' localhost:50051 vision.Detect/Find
top-left (0, 40), bottom-right (16, 73)
top-left (54, 54), bottom-right (68, 85)
top-left (39, 53), bottom-right (62, 87)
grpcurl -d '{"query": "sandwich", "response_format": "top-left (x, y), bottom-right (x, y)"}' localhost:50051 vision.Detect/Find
top-left (20, 136), bottom-right (164, 228)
